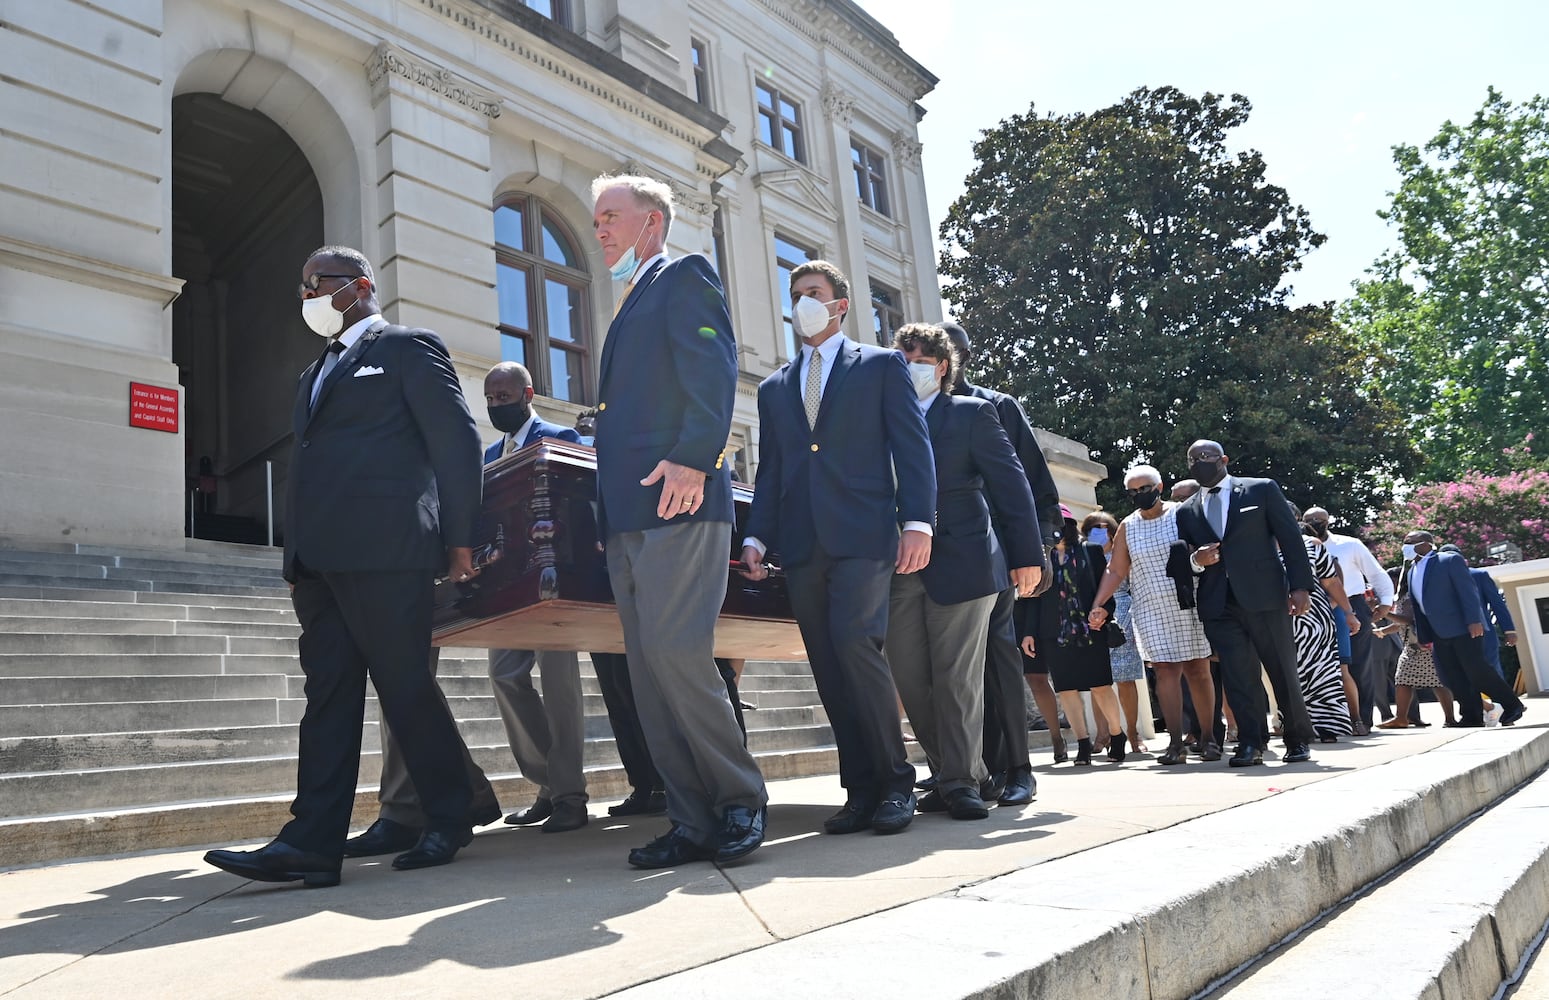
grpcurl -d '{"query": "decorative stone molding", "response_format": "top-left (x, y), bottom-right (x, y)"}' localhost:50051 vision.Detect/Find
top-left (754, 0), bottom-right (937, 104)
top-left (820, 82), bottom-right (855, 127)
top-left (366, 42), bottom-right (503, 119)
top-left (890, 130), bottom-right (923, 168)
top-left (613, 160), bottom-right (714, 218)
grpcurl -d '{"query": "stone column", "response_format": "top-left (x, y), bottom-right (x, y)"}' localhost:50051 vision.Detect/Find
top-left (820, 82), bottom-right (875, 344)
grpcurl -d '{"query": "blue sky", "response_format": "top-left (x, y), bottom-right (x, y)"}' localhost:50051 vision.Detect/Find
top-left (857, 0), bottom-right (1548, 306)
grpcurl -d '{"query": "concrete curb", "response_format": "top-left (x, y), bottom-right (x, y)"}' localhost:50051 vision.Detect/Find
top-left (1219, 748), bottom-right (1549, 999)
top-left (607, 729), bottom-right (1549, 1000)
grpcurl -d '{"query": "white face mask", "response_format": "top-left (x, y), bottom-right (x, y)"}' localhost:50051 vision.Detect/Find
top-left (909, 361), bottom-right (940, 399)
top-left (793, 294), bottom-right (838, 338)
top-left (301, 289), bottom-right (355, 338)
top-left (1402, 543), bottom-right (1419, 561)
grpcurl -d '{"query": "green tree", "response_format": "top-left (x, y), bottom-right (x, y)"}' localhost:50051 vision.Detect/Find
top-left (1341, 88), bottom-right (1549, 483)
top-left (939, 86), bottom-right (1414, 513)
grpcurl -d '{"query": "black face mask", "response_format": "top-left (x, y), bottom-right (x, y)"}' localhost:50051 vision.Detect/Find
top-left (487, 401), bottom-right (531, 434)
top-left (1188, 458), bottom-right (1225, 486)
top-left (1131, 487), bottom-right (1162, 511)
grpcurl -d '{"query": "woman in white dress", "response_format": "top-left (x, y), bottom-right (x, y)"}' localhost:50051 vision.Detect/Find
top-left (1090, 465), bottom-right (1217, 764)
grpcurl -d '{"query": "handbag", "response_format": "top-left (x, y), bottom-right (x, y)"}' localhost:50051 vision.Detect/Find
top-left (1104, 620), bottom-right (1126, 648)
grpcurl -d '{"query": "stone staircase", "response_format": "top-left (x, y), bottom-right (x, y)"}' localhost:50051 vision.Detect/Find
top-left (0, 544), bottom-right (837, 867)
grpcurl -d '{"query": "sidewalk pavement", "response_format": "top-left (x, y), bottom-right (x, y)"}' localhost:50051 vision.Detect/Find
top-left (0, 712), bottom-right (1505, 999)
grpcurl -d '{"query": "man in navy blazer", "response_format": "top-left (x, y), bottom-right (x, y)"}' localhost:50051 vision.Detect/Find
top-left (942, 320), bottom-right (1057, 806)
top-left (887, 325), bottom-right (1042, 820)
top-left (206, 246), bottom-right (484, 886)
top-left (1174, 439), bottom-right (1318, 767)
top-left (1405, 532), bottom-right (1525, 725)
top-left (1439, 544), bottom-right (1520, 680)
top-left (741, 260), bottom-right (936, 836)
top-left (591, 176), bottom-right (767, 870)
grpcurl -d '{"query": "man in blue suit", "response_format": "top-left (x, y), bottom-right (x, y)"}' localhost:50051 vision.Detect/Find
top-left (1406, 532), bottom-right (1525, 725)
top-left (591, 175), bottom-right (767, 870)
top-left (889, 324), bottom-right (1042, 820)
top-left (741, 260), bottom-right (936, 836)
top-left (1439, 544), bottom-right (1520, 680)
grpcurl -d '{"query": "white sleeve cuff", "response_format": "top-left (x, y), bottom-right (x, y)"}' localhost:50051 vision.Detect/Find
top-left (742, 537), bottom-right (767, 560)
top-left (902, 521), bottom-right (933, 537)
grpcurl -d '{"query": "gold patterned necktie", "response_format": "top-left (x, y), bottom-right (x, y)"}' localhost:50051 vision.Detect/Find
top-left (804, 346), bottom-right (823, 429)
top-left (612, 279), bottom-right (636, 320)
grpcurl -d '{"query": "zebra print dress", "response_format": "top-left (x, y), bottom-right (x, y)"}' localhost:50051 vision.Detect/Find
top-left (1293, 539), bottom-right (1354, 739)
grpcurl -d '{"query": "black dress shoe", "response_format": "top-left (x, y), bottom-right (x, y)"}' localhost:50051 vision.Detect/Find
top-left (1282, 742), bottom-right (1312, 764)
top-left (915, 774), bottom-right (938, 791)
top-left (342, 818), bottom-right (421, 858)
top-left (823, 801), bottom-right (874, 835)
top-left (998, 767), bottom-right (1035, 806)
top-left (871, 793), bottom-right (916, 834)
top-left (627, 825), bottom-right (713, 869)
top-left (915, 789), bottom-right (948, 813)
top-left (1501, 704), bottom-right (1527, 727)
top-left (469, 800), bottom-right (503, 828)
top-left (609, 789), bottom-right (668, 817)
top-left (715, 804), bottom-right (766, 864)
top-left (204, 840), bottom-right (340, 888)
top-left (1200, 742), bottom-right (1223, 762)
top-left (505, 797), bottom-right (553, 826)
top-left (1229, 744), bottom-right (1265, 767)
top-left (981, 771), bottom-right (1007, 802)
top-left (392, 827), bottom-right (473, 870)
top-left (1158, 743), bottom-right (1188, 765)
top-left (945, 787), bottom-right (990, 820)
top-left (542, 800), bottom-right (590, 833)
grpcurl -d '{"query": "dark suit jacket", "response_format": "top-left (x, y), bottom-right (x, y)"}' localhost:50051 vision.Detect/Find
top-left (918, 394), bottom-right (1041, 605)
top-left (483, 417), bottom-right (582, 465)
top-left (1173, 476), bottom-right (1316, 617)
top-left (1469, 567), bottom-right (1515, 634)
top-left (1412, 551), bottom-right (1487, 642)
top-left (745, 338), bottom-right (935, 566)
top-left (594, 255), bottom-right (736, 536)
top-left (1021, 542), bottom-right (1113, 641)
top-left (954, 380), bottom-right (1061, 546)
top-left (283, 321), bottom-right (482, 582)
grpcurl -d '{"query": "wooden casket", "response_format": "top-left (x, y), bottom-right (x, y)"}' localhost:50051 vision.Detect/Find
top-left (430, 440), bottom-right (806, 660)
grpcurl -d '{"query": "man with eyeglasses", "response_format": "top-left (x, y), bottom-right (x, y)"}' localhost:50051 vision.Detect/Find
top-left (204, 246), bottom-right (485, 887)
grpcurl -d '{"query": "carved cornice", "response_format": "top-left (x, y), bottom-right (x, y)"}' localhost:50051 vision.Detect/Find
top-left (366, 43), bottom-right (503, 119)
top-left (820, 82), bottom-right (856, 127)
top-left (753, 0), bottom-right (937, 104)
top-left (890, 130), bottom-right (923, 168)
top-left (617, 159), bottom-right (715, 217)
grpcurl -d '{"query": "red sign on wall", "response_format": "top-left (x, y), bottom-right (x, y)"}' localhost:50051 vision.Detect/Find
top-left (129, 382), bottom-right (179, 433)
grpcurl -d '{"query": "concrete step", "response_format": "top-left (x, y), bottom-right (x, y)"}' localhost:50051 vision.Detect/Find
top-left (610, 729), bottom-right (1549, 1000)
top-left (0, 545), bottom-right (283, 572)
top-left (0, 673), bottom-right (289, 705)
top-left (0, 653), bottom-right (231, 677)
top-left (1216, 759), bottom-right (1549, 999)
top-left (0, 548), bottom-right (286, 583)
top-left (0, 616), bottom-right (177, 635)
top-left (0, 697), bottom-right (284, 737)
top-left (0, 573), bottom-right (289, 599)
top-left (0, 597), bottom-right (298, 624)
top-left (0, 633), bottom-right (233, 654)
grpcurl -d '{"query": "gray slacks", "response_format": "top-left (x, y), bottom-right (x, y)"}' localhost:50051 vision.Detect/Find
top-left (607, 519), bottom-right (767, 845)
top-left (885, 572), bottom-right (995, 795)
top-left (488, 647), bottom-right (587, 806)
top-left (376, 647), bottom-right (500, 827)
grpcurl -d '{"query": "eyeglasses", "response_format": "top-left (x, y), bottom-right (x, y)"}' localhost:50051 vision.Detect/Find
top-left (1123, 486), bottom-right (1160, 497)
top-left (297, 273), bottom-right (362, 299)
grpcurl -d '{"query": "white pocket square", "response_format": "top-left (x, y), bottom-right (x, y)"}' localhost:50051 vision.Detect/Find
top-left (353, 366), bottom-right (385, 377)
top-left (1239, 505), bottom-right (1260, 512)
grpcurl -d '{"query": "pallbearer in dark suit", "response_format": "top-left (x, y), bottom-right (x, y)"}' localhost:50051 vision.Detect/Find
top-left (1173, 439), bottom-right (1317, 768)
top-left (888, 325), bottom-right (1043, 820)
top-left (205, 247), bottom-right (484, 887)
top-left (591, 176), bottom-right (767, 870)
top-left (941, 321), bottom-right (1058, 805)
top-left (741, 260), bottom-right (936, 836)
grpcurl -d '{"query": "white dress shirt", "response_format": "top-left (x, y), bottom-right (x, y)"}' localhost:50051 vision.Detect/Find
top-left (1409, 552), bottom-right (1432, 612)
top-left (1324, 532), bottom-right (1395, 606)
top-left (310, 312), bottom-right (381, 401)
top-left (1188, 475), bottom-right (1234, 573)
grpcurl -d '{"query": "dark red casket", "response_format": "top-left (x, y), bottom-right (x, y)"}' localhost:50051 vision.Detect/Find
top-left (431, 440), bottom-right (804, 659)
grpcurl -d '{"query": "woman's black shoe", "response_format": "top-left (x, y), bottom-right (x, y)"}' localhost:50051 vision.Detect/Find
top-left (1107, 732), bottom-right (1127, 763)
top-left (1074, 737), bottom-right (1093, 766)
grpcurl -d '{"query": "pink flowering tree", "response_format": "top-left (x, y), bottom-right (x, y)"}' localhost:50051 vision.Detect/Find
top-left (1366, 461), bottom-right (1549, 566)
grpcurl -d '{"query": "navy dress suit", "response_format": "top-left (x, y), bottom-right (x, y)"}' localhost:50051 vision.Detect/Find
top-left (281, 320), bottom-right (483, 855)
top-left (1174, 476), bottom-right (1318, 751)
top-left (954, 379), bottom-right (1057, 779)
top-left (746, 336), bottom-right (936, 808)
top-left (594, 254), bottom-right (766, 847)
top-left (887, 393), bottom-right (1040, 795)
top-left (1469, 567), bottom-right (1515, 679)
top-left (1411, 552), bottom-right (1523, 723)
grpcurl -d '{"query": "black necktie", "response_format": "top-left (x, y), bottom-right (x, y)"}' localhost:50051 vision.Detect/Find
top-left (309, 339), bottom-right (346, 410)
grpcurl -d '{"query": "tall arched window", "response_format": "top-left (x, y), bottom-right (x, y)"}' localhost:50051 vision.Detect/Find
top-left (494, 195), bottom-right (592, 403)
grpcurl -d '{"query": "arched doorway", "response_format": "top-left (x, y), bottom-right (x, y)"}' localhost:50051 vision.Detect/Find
top-left (171, 93), bottom-right (322, 544)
